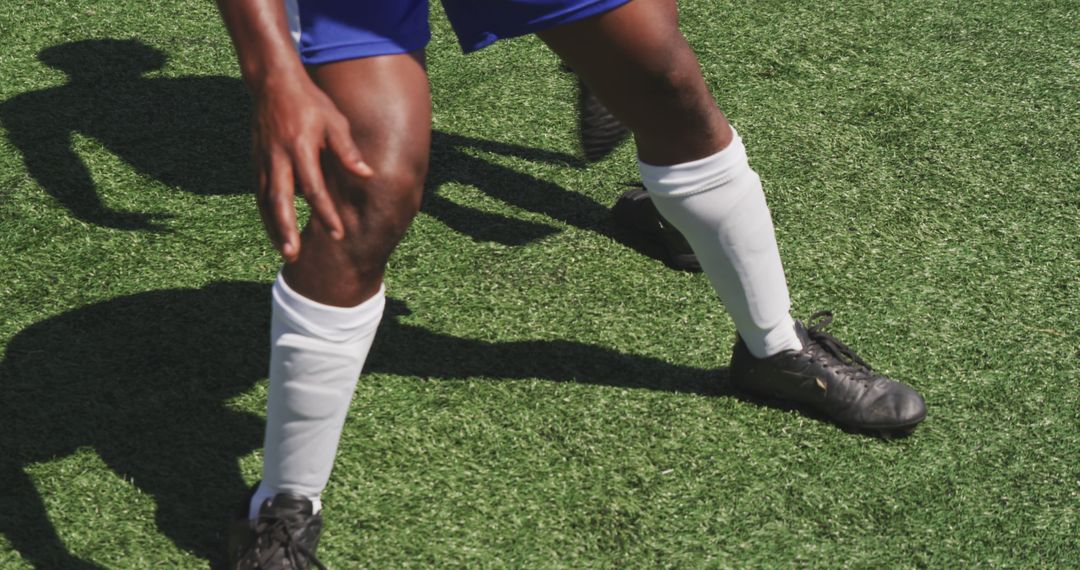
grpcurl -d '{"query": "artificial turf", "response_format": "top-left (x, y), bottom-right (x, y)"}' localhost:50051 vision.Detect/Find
top-left (1, 0), bottom-right (1077, 568)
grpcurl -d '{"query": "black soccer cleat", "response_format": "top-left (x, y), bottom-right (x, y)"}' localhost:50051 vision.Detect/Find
top-left (228, 485), bottom-right (327, 570)
top-left (611, 185), bottom-right (701, 272)
top-left (730, 312), bottom-right (926, 435)
top-left (576, 77), bottom-right (630, 162)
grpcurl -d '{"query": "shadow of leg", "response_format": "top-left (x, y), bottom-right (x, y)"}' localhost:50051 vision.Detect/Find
top-left (96, 407), bottom-right (265, 568)
top-left (0, 462), bottom-right (105, 570)
top-left (421, 192), bottom-right (559, 245)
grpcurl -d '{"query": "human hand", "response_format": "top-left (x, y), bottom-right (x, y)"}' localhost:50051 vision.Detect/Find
top-left (251, 77), bottom-right (373, 261)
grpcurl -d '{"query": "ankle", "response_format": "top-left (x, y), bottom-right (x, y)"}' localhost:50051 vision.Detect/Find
top-left (745, 314), bottom-right (803, 358)
top-left (249, 482), bottom-right (323, 519)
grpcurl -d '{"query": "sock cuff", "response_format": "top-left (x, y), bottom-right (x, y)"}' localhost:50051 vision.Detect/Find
top-left (272, 272), bottom-right (385, 343)
top-left (248, 482), bottom-right (323, 519)
top-left (638, 128), bottom-right (750, 198)
top-left (745, 313), bottom-right (803, 358)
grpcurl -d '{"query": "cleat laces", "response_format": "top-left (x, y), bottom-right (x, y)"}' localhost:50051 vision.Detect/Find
top-left (804, 312), bottom-right (875, 382)
top-left (252, 513), bottom-right (327, 570)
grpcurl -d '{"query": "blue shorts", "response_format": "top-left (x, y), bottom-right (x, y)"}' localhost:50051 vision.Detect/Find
top-left (286, 0), bottom-right (632, 65)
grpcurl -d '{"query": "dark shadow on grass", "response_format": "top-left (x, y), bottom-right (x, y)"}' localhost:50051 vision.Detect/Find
top-left (0, 40), bottom-right (250, 230)
top-left (0, 280), bottom-right (902, 567)
top-left (0, 284), bottom-right (269, 569)
top-left (0, 282), bottom-right (728, 568)
top-left (1, 39), bottom-right (666, 265)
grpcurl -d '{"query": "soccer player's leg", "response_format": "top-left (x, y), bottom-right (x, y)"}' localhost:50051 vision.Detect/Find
top-left (559, 61), bottom-right (699, 272)
top-left (281, 53), bottom-right (431, 307)
top-left (229, 52), bottom-right (431, 570)
top-left (537, 0), bottom-right (925, 433)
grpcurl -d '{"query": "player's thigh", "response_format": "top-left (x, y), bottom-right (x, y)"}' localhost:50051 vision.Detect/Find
top-left (536, 0), bottom-right (728, 163)
top-left (308, 51), bottom-right (432, 216)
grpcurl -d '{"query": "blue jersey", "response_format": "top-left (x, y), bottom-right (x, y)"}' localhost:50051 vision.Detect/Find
top-left (285, 0), bottom-right (631, 65)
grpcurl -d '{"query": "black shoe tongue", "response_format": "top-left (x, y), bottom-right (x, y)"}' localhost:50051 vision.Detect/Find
top-left (270, 494), bottom-right (314, 517)
top-left (793, 320), bottom-right (811, 346)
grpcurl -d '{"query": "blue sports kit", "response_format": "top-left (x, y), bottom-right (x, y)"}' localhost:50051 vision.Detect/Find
top-left (286, 0), bottom-right (632, 64)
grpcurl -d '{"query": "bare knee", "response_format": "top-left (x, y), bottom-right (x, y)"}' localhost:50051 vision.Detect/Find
top-left (625, 54), bottom-right (729, 163)
top-left (284, 155), bottom-right (426, 306)
top-left (568, 35), bottom-right (727, 162)
top-left (333, 155), bottom-right (427, 268)
top-left (649, 46), bottom-right (706, 101)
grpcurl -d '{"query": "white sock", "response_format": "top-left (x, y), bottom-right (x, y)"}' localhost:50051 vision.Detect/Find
top-left (638, 128), bottom-right (802, 358)
top-left (249, 272), bottom-right (384, 520)
top-left (249, 482), bottom-right (323, 518)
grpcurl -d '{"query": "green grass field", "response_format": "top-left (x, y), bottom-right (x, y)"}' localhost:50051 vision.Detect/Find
top-left (1, 0), bottom-right (1077, 568)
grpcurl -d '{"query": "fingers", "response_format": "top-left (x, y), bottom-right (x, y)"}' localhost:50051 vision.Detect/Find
top-left (327, 119), bottom-right (375, 178)
top-left (252, 92), bottom-right (373, 256)
top-left (257, 150), bottom-right (300, 262)
top-left (271, 159), bottom-right (300, 260)
top-left (294, 143), bottom-right (345, 241)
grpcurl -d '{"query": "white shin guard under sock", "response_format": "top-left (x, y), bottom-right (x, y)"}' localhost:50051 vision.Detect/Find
top-left (639, 129), bottom-right (802, 358)
top-left (250, 273), bottom-right (385, 519)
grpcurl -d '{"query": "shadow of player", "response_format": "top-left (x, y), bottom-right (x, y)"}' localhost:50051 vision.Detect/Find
top-left (0, 40), bottom-right (249, 230)
top-left (2, 39), bottom-right (657, 259)
top-left (0, 282), bottom-right (721, 568)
